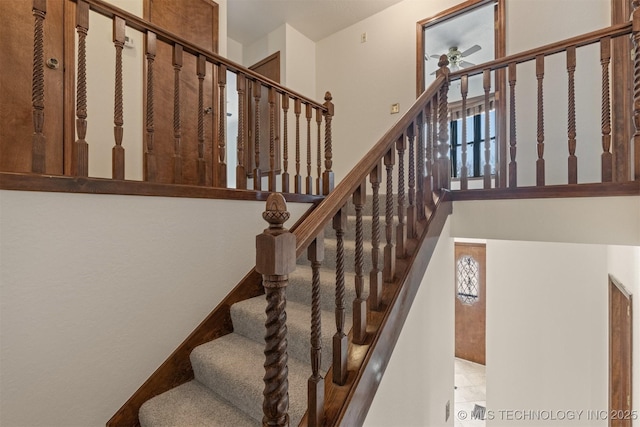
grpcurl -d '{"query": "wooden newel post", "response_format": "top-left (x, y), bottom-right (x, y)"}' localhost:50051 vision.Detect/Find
top-left (632, 2), bottom-right (640, 180)
top-left (322, 92), bottom-right (335, 195)
top-left (436, 54), bottom-right (451, 190)
top-left (256, 193), bottom-right (296, 427)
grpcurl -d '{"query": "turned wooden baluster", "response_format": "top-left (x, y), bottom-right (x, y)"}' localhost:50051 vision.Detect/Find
top-left (536, 54), bottom-right (545, 186)
top-left (508, 62), bottom-right (518, 188)
top-left (73, 0), bottom-right (89, 177)
top-left (567, 46), bottom-right (578, 184)
top-left (197, 55), bottom-right (206, 186)
top-left (352, 182), bottom-right (367, 345)
top-left (460, 75), bottom-right (469, 190)
top-left (601, 37), bottom-right (613, 182)
top-left (112, 16), bottom-right (126, 180)
top-left (483, 69), bottom-right (491, 189)
top-left (307, 236), bottom-right (324, 427)
top-left (256, 193), bottom-right (296, 427)
top-left (172, 44), bottom-right (183, 184)
top-left (407, 122), bottom-right (417, 239)
top-left (416, 110), bottom-right (425, 221)
top-left (144, 32), bottom-right (157, 182)
top-left (294, 99), bottom-right (302, 193)
top-left (332, 207), bottom-right (348, 385)
top-left (315, 108), bottom-right (323, 195)
top-left (633, 2), bottom-right (640, 180)
top-left (281, 94), bottom-right (290, 193)
top-left (322, 92), bottom-right (335, 194)
top-left (31, 0), bottom-right (46, 173)
top-left (218, 64), bottom-right (227, 187)
top-left (236, 74), bottom-right (247, 189)
top-left (424, 101), bottom-right (436, 211)
top-left (305, 104), bottom-right (313, 194)
top-left (383, 148), bottom-right (396, 282)
top-left (436, 55), bottom-right (451, 190)
top-left (253, 81), bottom-right (262, 190)
top-left (268, 87), bottom-right (276, 191)
top-left (369, 162), bottom-right (383, 311)
top-left (396, 135), bottom-right (406, 258)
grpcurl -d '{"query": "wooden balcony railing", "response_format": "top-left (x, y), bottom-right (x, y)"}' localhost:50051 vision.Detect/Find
top-left (447, 18), bottom-right (639, 190)
top-left (20, 0), bottom-right (334, 196)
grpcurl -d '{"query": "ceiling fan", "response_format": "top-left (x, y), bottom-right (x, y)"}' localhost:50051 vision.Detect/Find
top-left (426, 45), bottom-right (482, 73)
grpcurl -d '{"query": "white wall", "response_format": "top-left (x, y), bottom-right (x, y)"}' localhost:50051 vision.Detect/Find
top-left (0, 190), bottom-right (310, 426)
top-left (365, 219), bottom-right (455, 427)
top-left (486, 240), bottom-right (608, 426)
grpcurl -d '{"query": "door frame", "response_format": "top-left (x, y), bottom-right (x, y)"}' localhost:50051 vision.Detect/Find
top-left (609, 274), bottom-right (633, 426)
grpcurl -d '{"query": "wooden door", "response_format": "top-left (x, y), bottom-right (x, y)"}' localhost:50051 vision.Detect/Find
top-left (609, 275), bottom-right (632, 427)
top-left (454, 242), bottom-right (486, 365)
top-left (144, 0), bottom-right (218, 185)
top-left (248, 52), bottom-right (281, 179)
top-left (1, 0), bottom-right (65, 174)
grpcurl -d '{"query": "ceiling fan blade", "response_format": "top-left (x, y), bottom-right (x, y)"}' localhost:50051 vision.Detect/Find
top-left (459, 60), bottom-right (476, 68)
top-left (461, 44), bottom-right (481, 57)
top-left (430, 54), bottom-right (441, 59)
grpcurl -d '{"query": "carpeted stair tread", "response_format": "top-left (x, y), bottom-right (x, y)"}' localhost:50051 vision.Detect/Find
top-left (190, 333), bottom-right (309, 426)
top-left (139, 380), bottom-right (257, 427)
top-left (304, 238), bottom-right (375, 273)
top-left (231, 295), bottom-right (347, 373)
top-left (287, 267), bottom-right (360, 312)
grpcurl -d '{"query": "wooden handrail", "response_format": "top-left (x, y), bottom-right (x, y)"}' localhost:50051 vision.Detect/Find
top-left (449, 22), bottom-right (632, 80)
top-left (293, 74), bottom-right (446, 257)
top-left (71, 0), bottom-right (327, 112)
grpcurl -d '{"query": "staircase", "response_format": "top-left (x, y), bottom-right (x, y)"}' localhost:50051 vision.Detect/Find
top-left (139, 204), bottom-right (372, 426)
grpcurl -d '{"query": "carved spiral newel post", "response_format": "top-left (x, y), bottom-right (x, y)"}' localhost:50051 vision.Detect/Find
top-left (322, 92), bottom-right (335, 194)
top-left (74, 0), bottom-right (89, 177)
top-left (112, 16), bottom-right (126, 180)
top-left (257, 193), bottom-right (296, 427)
top-left (633, 2), bottom-right (640, 180)
top-left (436, 55), bottom-right (451, 190)
top-left (31, 0), bottom-right (46, 173)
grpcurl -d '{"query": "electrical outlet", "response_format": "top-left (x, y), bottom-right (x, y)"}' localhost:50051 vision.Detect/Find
top-left (361, 32), bottom-right (367, 43)
top-left (390, 103), bottom-right (400, 114)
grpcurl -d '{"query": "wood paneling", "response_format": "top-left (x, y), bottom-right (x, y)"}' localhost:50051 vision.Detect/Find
top-left (609, 275), bottom-right (632, 427)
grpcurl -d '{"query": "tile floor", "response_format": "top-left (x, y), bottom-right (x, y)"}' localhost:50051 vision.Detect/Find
top-left (454, 357), bottom-right (486, 427)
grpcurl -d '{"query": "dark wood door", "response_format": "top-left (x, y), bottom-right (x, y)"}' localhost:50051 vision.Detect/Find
top-left (454, 242), bottom-right (486, 365)
top-left (248, 52), bottom-right (281, 178)
top-left (609, 276), bottom-right (632, 427)
top-left (144, 0), bottom-right (218, 185)
top-left (1, 0), bottom-right (65, 174)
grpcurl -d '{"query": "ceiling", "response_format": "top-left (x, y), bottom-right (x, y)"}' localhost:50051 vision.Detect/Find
top-left (227, 0), bottom-right (405, 45)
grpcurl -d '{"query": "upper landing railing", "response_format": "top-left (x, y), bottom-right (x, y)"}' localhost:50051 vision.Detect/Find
top-left (23, 0), bottom-right (334, 196)
top-left (444, 19), bottom-right (640, 192)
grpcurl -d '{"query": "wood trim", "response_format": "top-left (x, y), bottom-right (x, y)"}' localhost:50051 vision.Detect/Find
top-left (450, 181), bottom-right (640, 201)
top-left (249, 51), bottom-right (281, 82)
top-left (0, 172), bottom-right (323, 204)
top-left (609, 274), bottom-right (633, 427)
top-left (611, 274), bottom-right (633, 299)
